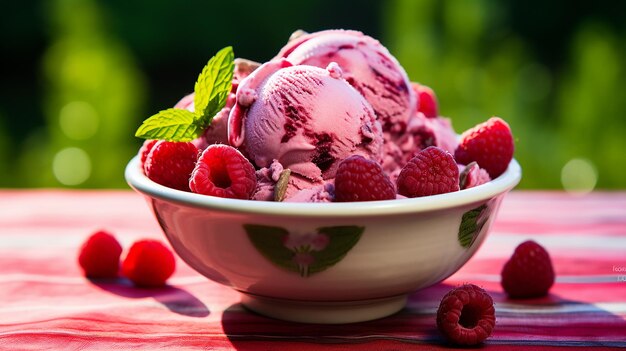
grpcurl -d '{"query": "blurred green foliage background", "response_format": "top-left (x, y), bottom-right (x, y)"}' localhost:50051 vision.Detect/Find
top-left (1, 0), bottom-right (625, 190)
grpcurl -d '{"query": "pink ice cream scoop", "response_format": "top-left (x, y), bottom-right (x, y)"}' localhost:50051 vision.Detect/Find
top-left (228, 59), bottom-right (383, 181)
top-left (174, 58), bottom-right (261, 149)
top-left (276, 29), bottom-right (416, 134)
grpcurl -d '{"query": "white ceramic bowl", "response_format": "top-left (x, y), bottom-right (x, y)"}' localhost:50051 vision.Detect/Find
top-left (125, 156), bottom-right (521, 324)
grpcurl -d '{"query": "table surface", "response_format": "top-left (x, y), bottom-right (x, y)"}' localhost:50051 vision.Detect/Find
top-left (1, 190), bottom-right (625, 350)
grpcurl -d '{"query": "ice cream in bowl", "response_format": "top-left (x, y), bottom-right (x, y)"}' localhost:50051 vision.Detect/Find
top-left (125, 29), bottom-right (521, 324)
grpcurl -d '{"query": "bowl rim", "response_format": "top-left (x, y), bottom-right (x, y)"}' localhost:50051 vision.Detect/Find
top-left (125, 156), bottom-right (521, 217)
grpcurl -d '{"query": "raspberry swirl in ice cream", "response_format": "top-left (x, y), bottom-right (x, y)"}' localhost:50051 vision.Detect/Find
top-left (276, 29), bottom-right (416, 134)
top-left (228, 59), bottom-right (383, 182)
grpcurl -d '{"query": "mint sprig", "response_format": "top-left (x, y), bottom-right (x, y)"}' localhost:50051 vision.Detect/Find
top-left (194, 47), bottom-right (235, 125)
top-left (135, 46), bottom-right (235, 141)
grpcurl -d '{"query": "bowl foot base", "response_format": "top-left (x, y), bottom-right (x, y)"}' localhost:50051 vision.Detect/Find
top-left (240, 293), bottom-right (407, 324)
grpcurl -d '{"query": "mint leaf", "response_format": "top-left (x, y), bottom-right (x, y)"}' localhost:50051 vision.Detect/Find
top-left (135, 108), bottom-right (201, 141)
top-left (194, 46), bottom-right (235, 126)
top-left (133, 47), bottom-right (234, 142)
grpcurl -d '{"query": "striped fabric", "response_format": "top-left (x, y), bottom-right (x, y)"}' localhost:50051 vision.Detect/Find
top-left (0, 191), bottom-right (625, 350)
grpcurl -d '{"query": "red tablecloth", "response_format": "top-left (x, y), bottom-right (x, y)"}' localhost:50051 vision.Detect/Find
top-left (1, 190), bottom-right (625, 350)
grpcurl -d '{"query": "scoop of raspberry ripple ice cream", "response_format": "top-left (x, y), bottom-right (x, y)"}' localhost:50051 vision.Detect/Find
top-left (228, 59), bottom-right (383, 182)
top-left (275, 29), bottom-right (416, 134)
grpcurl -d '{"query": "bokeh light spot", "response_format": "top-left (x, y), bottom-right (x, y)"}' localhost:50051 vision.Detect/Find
top-left (59, 101), bottom-right (99, 140)
top-left (52, 147), bottom-right (91, 186)
top-left (561, 158), bottom-right (597, 195)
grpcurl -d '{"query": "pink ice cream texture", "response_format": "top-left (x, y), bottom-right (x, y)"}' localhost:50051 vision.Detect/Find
top-left (276, 29), bottom-right (416, 134)
top-left (228, 59), bottom-right (383, 182)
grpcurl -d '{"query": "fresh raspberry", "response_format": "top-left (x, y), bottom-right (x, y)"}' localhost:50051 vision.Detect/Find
top-left (412, 83), bottom-right (438, 118)
top-left (437, 284), bottom-right (496, 346)
top-left (122, 239), bottom-right (176, 287)
top-left (455, 117), bottom-right (514, 179)
top-left (78, 230), bottom-right (123, 279)
top-left (144, 141), bottom-right (199, 191)
top-left (334, 155), bottom-right (396, 202)
top-left (139, 139), bottom-right (158, 168)
top-left (396, 146), bottom-right (459, 198)
top-left (501, 240), bottom-right (555, 298)
top-left (189, 144), bottom-right (257, 199)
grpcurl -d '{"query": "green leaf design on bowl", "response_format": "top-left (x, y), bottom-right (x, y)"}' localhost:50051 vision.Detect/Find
top-left (458, 204), bottom-right (489, 248)
top-left (244, 224), bottom-right (364, 277)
